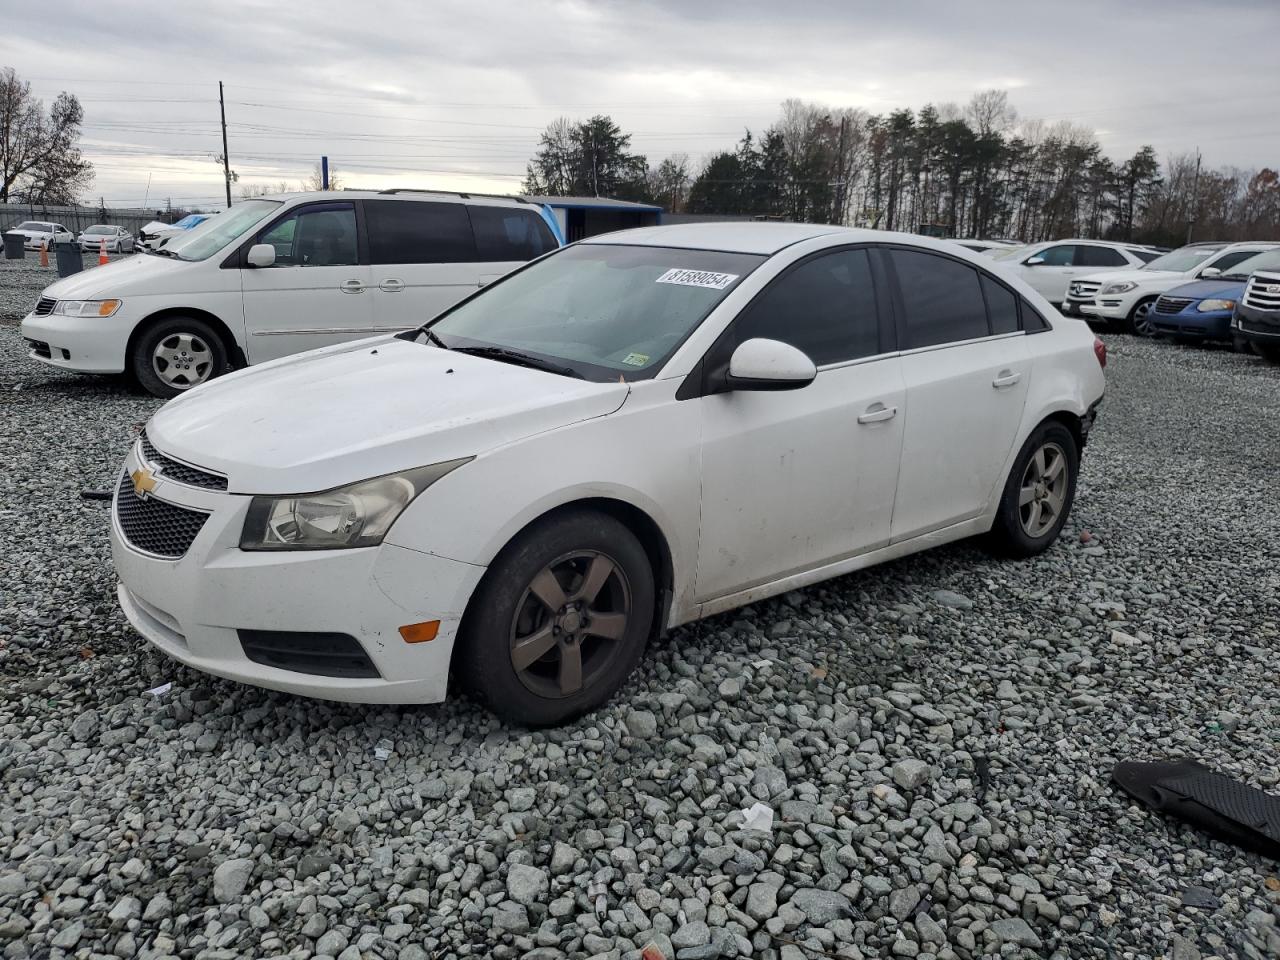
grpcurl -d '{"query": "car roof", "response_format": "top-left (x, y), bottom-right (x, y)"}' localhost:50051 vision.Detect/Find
top-left (579, 222), bottom-right (864, 255)
top-left (270, 189), bottom-right (536, 209)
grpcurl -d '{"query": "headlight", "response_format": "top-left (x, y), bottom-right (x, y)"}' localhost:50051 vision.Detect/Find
top-left (1100, 281), bottom-right (1137, 294)
top-left (239, 459), bottom-right (471, 551)
top-left (52, 299), bottom-right (122, 318)
top-left (1197, 299), bottom-right (1235, 312)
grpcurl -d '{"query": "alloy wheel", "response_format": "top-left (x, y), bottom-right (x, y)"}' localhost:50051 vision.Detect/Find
top-left (1131, 300), bottom-right (1156, 337)
top-left (509, 550), bottom-right (632, 699)
top-left (152, 332), bottom-right (213, 389)
top-left (1018, 441), bottom-right (1068, 538)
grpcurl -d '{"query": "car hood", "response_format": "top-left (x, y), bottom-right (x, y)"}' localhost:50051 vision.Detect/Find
top-left (146, 337), bottom-right (630, 494)
top-left (1076, 268), bottom-right (1181, 288)
top-left (1162, 278), bottom-right (1245, 300)
top-left (39, 253), bottom-right (188, 299)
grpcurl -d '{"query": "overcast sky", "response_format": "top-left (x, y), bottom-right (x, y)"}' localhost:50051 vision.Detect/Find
top-left (3, 0), bottom-right (1278, 210)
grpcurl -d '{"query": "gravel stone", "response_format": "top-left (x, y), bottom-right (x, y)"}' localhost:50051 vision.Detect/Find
top-left (0, 304), bottom-right (1276, 959)
top-left (211, 858), bottom-right (253, 903)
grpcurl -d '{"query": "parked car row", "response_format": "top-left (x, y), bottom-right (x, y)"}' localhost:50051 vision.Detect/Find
top-left (4, 220), bottom-right (139, 254)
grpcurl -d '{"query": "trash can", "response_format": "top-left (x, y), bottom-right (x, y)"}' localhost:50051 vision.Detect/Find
top-left (2, 232), bottom-right (23, 260)
top-left (55, 240), bottom-right (84, 277)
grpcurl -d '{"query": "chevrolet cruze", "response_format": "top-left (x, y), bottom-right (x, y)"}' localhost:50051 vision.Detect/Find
top-left (110, 224), bottom-right (1106, 725)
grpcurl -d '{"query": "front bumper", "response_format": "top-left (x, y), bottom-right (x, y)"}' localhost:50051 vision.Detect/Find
top-left (1151, 309), bottom-right (1233, 339)
top-left (1235, 303), bottom-right (1280, 343)
top-left (20, 309), bottom-right (138, 374)
top-left (110, 445), bottom-right (486, 704)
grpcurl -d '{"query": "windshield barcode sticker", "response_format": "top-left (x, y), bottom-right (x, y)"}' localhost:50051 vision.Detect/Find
top-left (656, 268), bottom-right (739, 290)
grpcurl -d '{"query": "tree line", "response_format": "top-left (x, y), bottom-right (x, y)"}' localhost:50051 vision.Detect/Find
top-left (525, 93), bottom-right (1280, 247)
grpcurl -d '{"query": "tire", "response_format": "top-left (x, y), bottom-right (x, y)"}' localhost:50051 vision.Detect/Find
top-left (1255, 343), bottom-right (1280, 364)
top-left (130, 316), bottom-right (229, 399)
top-left (1125, 297), bottom-right (1158, 337)
top-left (456, 509), bottom-right (655, 726)
top-left (988, 421), bottom-right (1079, 558)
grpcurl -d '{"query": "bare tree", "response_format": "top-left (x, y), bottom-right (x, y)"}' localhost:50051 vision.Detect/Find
top-left (966, 89), bottom-right (1018, 137)
top-left (0, 66), bottom-right (93, 203)
top-left (300, 163), bottom-right (342, 191)
top-left (647, 153), bottom-right (692, 212)
top-left (239, 181), bottom-right (292, 199)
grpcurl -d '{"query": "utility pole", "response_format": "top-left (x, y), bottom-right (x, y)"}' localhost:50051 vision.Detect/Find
top-left (833, 115), bottom-right (848, 225)
top-left (1186, 149), bottom-right (1201, 245)
top-left (219, 81), bottom-right (232, 209)
top-left (321, 156), bottom-right (330, 191)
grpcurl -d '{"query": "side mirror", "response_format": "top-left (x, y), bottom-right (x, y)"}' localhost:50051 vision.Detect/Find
top-left (1025, 255), bottom-right (1046, 266)
top-left (726, 338), bottom-right (817, 391)
top-left (246, 243), bottom-right (276, 268)
top-left (1199, 266), bottom-right (1221, 278)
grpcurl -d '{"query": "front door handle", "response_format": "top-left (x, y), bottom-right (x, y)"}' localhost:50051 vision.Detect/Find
top-left (857, 403), bottom-right (898, 424)
top-left (993, 370), bottom-right (1022, 389)
top-left (378, 278), bottom-right (405, 293)
top-left (340, 279), bottom-right (366, 294)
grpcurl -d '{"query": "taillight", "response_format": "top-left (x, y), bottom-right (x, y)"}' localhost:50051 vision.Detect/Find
top-left (1093, 336), bottom-right (1107, 369)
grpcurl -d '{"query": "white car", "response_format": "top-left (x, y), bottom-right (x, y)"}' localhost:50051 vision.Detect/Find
top-left (6, 220), bottom-right (74, 250)
top-left (137, 214), bottom-right (216, 251)
top-left (992, 240), bottom-right (1159, 306)
top-left (21, 190), bottom-right (563, 397)
top-left (954, 239), bottom-right (1022, 256)
top-left (109, 223), bottom-right (1106, 724)
top-left (78, 224), bottom-right (136, 254)
top-left (1062, 241), bottom-right (1279, 336)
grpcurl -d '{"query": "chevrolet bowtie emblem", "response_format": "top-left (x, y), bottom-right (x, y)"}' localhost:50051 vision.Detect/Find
top-left (131, 467), bottom-right (157, 498)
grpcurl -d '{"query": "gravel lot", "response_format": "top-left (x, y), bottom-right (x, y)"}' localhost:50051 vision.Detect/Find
top-left (1, 256), bottom-right (1278, 960)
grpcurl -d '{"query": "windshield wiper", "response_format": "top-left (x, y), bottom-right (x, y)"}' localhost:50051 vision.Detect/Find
top-left (147, 247), bottom-right (177, 258)
top-left (452, 346), bottom-right (584, 379)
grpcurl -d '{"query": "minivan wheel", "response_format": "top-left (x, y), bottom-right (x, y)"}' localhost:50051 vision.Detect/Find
top-left (988, 421), bottom-right (1079, 558)
top-left (1126, 298), bottom-right (1158, 337)
top-left (131, 316), bottom-right (228, 398)
top-left (457, 510), bottom-right (654, 726)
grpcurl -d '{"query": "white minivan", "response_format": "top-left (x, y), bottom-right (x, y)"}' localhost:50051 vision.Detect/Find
top-left (21, 191), bottom-right (564, 396)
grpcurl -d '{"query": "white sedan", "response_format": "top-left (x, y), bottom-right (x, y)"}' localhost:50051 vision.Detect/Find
top-left (77, 224), bottom-right (136, 253)
top-left (110, 224), bottom-right (1106, 724)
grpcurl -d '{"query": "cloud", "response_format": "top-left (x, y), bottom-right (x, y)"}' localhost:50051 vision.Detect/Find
top-left (3, 0), bottom-right (1276, 206)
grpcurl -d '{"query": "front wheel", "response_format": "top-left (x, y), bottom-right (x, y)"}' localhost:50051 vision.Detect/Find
top-left (1126, 297), bottom-right (1158, 337)
top-left (988, 421), bottom-right (1080, 558)
top-left (130, 316), bottom-right (229, 398)
top-left (456, 510), bottom-right (655, 726)
top-left (1255, 342), bottom-right (1280, 364)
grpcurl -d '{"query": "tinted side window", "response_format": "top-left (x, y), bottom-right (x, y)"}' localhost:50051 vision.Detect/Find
top-left (1022, 299), bottom-right (1052, 332)
top-left (1130, 249), bottom-right (1160, 263)
top-left (890, 249), bottom-right (989, 348)
top-left (981, 275), bottom-right (1020, 334)
top-left (469, 207), bottom-right (557, 262)
top-left (1034, 245), bottom-right (1076, 267)
top-left (733, 249), bottom-right (879, 365)
top-left (258, 203), bottom-right (357, 267)
top-left (365, 200), bottom-right (475, 265)
top-left (1208, 251), bottom-right (1256, 273)
top-left (1077, 245), bottom-right (1128, 267)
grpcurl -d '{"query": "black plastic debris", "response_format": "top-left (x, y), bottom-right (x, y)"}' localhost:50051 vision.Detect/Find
top-left (1113, 760), bottom-right (1280, 861)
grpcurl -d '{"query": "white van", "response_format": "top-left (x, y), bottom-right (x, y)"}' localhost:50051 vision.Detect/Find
top-left (21, 191), bottom-right (564, 396)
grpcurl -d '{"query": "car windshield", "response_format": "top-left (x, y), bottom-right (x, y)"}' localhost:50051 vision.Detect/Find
top-left (991, 244), bottom-right (1036, 261)
top-left (1221, 249), bottom-right (1280, 280)
top-left (161, 200), bottom-right (280, 261)
top-left (428, 243), bottom-right (766, 382)
top-left (84, 225), bottom-right (113, 235)
top-left (16, 221), bottom-right (50, 231)
top-left (1142, 247), bottom-right (1219, 272)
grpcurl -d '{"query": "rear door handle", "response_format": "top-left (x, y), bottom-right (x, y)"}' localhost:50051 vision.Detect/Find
top-left (857, 403), bottom-right (898, 424)
top-left (340, 279), bottom-right (366, 294)
top-left (378, 278), bottom-right (405, 293)
top-left (992, 370), bottom-right (1022, 389)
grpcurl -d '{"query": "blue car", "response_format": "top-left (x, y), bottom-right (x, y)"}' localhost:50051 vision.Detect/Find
top-left (1150, 278), bottom-right (1244, 341)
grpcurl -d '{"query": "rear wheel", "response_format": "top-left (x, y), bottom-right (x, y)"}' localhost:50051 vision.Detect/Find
top-left (988, 421), bottom-right (1079, 558)
top-left (131, 316), bottom-right (229, 398)
top-left (457, 510), bottom-right (655, 726)
top-left (1126, 297), bottom-right (1158, 337)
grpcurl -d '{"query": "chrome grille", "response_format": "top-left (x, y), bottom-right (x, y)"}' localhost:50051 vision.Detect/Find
top-left (1242, 275), bottom-right (1280, 311)
top-left (139, 431), bottom-right (227, 490)
top-left (1069, 281), bottom-right (1101, 298)
top-left (33, 297), bottom-right (56, 317)
top-left (1155, 296), bottom-right (1192, 315)
top-left (114, 473), bottom-right (209, 559)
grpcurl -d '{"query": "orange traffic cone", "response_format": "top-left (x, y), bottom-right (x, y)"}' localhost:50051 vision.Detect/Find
top-left (39, 242), bottom-right (49, 268)
top-left (98, 237), bottom-right (109, 266)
